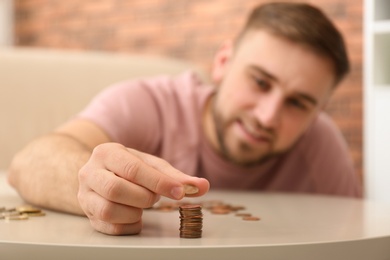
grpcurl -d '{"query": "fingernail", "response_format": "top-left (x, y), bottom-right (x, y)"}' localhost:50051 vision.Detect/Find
top-left (171, 186), bottom-right (184, 200)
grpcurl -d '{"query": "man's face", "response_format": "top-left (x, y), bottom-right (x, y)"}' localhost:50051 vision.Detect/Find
top-left (205, 30), bottom-right (336, 165)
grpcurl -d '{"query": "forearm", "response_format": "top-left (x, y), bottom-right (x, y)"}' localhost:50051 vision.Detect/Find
top-left (7, 133), bottom-right (92, 215)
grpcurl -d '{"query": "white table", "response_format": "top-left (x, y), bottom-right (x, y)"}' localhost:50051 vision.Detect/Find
top-left (1, 172), bottom-right (390, 260)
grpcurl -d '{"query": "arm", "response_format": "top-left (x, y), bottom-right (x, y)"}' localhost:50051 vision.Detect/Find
top-left (8, 118), bottom-right (210, 235)
top-left (7, 119), bottom-right (105, 215)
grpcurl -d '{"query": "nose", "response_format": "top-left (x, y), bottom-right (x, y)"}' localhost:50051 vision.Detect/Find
top-left (253, 92), bottom-right (283, 130)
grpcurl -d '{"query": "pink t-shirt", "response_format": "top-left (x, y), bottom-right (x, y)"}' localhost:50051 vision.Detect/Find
top-left (79, 71), bottom-right (362, 198)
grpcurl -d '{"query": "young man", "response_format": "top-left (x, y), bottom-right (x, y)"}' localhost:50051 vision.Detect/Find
top-left (8, 2), bottom-right (362, 235)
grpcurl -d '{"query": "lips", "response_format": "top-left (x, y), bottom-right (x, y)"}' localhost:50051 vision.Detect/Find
top-left (236, 119), bottom-right (272, 144)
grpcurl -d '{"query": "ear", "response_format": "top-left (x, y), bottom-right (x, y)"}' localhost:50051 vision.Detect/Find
top-left (211, 40), bottom-right (234, 85)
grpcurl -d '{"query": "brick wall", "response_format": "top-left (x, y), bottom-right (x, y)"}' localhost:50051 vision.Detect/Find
top-left (14, 0), bottom-right (363, 182)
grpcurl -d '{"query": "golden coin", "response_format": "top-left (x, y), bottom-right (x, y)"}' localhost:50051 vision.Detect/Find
top-left (26, 211), bottom-right (46, 217)
top-left (16, 205), bottom-right (41, 213)
top-left (1, 211), bottom-right (20, 217)
top-left (5, 213), bottom-right (29, 221)
top-left (183, 184), bottom-right (199, 195)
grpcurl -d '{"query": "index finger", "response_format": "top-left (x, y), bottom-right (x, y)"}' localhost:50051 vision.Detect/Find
top-left (96, 145), bottom-right (209, 200)
top-left (128, 148), bottom-right (209, 197)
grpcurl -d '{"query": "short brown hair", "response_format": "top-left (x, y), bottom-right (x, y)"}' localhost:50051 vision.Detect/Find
top-left (235, 2), bottom-right (350, 85)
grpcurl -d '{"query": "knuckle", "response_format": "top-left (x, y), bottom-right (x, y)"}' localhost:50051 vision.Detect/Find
top-left (92, 143), bottom-right (107, 158)
top-left (77, 190), bottom-right (84, 206)
top-left (93, 143), bottom-right (124, 161)
top-left (102, 178), bottom-right (120, 200)
top-left (97, 201), bottom-right (114, 222)
top-left (78, 165), bottom-right (89, 182)
top-left (144, 193), bottom-right (158, 208)
top-left (92, 143), bottom-right (120, 160)
top-left (89, 209), bottom-right (143, 235)
top-left (122, 160), bottom-right (141, 181)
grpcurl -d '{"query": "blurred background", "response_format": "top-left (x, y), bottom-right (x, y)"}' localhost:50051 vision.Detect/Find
top-left (0, 0), bottom-right (371, 196)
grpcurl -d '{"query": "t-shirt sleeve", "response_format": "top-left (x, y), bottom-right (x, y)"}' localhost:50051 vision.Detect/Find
top-left (301, 113), bottom-right (362, 198)
top-left (77, 79), bottom-right (162, 153)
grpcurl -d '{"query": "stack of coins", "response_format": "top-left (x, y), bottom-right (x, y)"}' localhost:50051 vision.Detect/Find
top-left (179, 204), bottom-right (203, 238)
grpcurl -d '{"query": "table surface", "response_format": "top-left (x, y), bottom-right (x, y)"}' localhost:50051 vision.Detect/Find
top-left (1, 172), bottom-right (390, 260)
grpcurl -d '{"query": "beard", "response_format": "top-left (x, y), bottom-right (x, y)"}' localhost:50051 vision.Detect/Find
top-left (210, 97), bottom-right (284, 167)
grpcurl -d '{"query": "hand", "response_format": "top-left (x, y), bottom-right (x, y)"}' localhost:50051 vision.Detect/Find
top-left (78, 143), bottom-right (209, 235)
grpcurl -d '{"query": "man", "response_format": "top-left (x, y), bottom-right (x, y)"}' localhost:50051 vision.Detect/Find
top-left (8, 2), bottom-right (362, 235)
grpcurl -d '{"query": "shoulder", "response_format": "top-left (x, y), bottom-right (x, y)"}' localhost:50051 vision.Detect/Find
top-left (133, 70), bottom-right (205, 94)
top-left (144, 70), bottom-right (206, 100)
top-left (78, 71), bottom-right (207, 148)
top-left (85, 70), bottom-right (208, 117)
top-left (98, 70), bottom-right (204, 95)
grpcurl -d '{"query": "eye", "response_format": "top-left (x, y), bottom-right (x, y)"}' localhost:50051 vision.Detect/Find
top-left (254, 78), bottom-right (270, 91)
top-left (287, 98), bottom-right (307, 110)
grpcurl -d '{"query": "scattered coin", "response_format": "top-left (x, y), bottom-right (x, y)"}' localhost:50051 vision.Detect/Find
top-left (235, 213), bottom-right (252, 217)
top-left (0, 210), bottom-right (20, 220)
top-left (26, 211), bottom-right (46, 217)
top-left (242, 216), bottom-right (260, 221)
top-left (230, 206), bottom-right (246, 211)
top-left (201, 200), bottom-right (224, 209)
top-left (0, 205), bottom-right (45, 221)
top-left (5, 213), bottom-right (29, 221)
top-left (210, 207), bottom-right (231, 215)
top-left (16, 205), bottom-right (42, 214)
top-left (150, 198), bottom-right (261, 237)
top-left (152, 200), bottom-right (254, 216)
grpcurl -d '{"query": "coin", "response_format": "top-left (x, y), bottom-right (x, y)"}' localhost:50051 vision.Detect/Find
top-left (26, 211), bottom-right (46, 217)
top-left (1, 210), bottom-right (20, 217)
top-left (0, 205), bottom-right (46, 221)
top-left (210, 208), bottom-right (231, 214)
top-left (242, 216), bottom-right (260, 221)
top-left (16, 205), bottom-right (42, 214)
top-left (5, 213), bottom-right (29, 221)
top-left (149, 199), bottom-right (260, 238)
top-left (235, 213), bottom-right (252, 217)
top-left (183, 184), bottom-right (199, 195)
